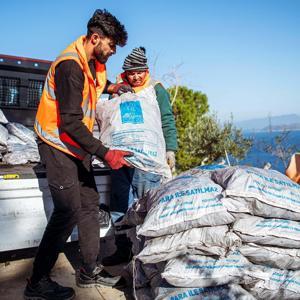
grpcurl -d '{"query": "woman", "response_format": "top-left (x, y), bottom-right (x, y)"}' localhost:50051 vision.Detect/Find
top-left (102, 47), bottom-right (178, 266)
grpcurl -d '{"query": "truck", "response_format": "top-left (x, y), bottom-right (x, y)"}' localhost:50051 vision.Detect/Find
top-left (0, 54), bottom-right (113, 253)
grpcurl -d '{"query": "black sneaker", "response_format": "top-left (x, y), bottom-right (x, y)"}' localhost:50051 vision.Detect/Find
top-left (76, 266), bottom-right (126, 288)
top-left (24, 276), bottom-right (75, 300)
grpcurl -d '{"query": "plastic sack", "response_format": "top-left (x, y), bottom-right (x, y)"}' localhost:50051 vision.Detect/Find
top-left (161, 251), bottom-right (250, 288)
top-left (0, 144), bottom-right (7, 153)
top-left (137, 174), bottom-right (234, 237)
top-left (6, 122), bottom-right (37, 145)
top-left (7, 141), bottom-right (33, 153)
top-left (96, 87), bottom-right (171, 178)
top-left (137, 226), bottom-right (241, 264)
top-left (0, 109), bottom-right (8, 124)
top-left (3, 147), bottom-right (40, 165)
top-left (221, 195), bottom-right (300, 221)
top-left (120, 168), bottom-right (228, 228)
top-left (154, 284), bottom-right (256, 300)
top-left (212, 166), bottom-right (300, 220)
top-left (7, 134), bottom-right (27, 146)
top-left (233, 215), bottom-right (300, 248)
top-left (240, 243), bottom-right (300, 270)
top-left (244, 266), bottom-right (300, 300)
top-left (0, 124), bottom-right (9, 147)
top-left (177, 164), bottom-right (226, 179)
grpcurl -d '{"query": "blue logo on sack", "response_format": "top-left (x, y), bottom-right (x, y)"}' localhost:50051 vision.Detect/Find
top-left (120, 101), bottom-right (144, 124)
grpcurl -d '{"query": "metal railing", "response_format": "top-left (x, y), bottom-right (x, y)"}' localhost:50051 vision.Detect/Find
top-left (0, 76), bottom-right (44, 108)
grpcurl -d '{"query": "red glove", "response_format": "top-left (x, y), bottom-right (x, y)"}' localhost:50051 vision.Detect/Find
top-left (104, 149), bottom-right (133, 170)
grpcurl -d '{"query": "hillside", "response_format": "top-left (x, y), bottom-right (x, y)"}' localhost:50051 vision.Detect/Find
top-left (235, 114), bottom-right (300, 131)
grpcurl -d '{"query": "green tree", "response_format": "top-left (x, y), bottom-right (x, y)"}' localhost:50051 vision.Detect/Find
top-left (259, 130), bottom-right (298, 169)
top-left (180, 114), bottom-right (252, 171)
top-left (168, 86), bottom-right (252, 172)
top-left (169, 86), bottom-right (209, 137)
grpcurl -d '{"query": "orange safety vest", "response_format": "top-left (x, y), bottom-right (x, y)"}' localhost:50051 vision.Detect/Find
top-left (34, 36), bottom-right (107, 159)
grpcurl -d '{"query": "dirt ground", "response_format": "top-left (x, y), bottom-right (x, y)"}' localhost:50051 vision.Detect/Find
top-left (0, 238), bottom-right (134, 300)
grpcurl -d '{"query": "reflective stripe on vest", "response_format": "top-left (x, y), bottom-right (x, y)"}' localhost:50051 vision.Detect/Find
top-left (35, 119), bottom-right (87, 158)
top-left (44, 73), bottom-right (56, 100)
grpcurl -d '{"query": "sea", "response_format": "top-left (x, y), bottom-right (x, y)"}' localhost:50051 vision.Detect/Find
top-left (237, 130), bottom-right (300, 173)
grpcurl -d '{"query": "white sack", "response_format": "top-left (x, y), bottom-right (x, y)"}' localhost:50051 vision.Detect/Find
top-left (0, 144), bottom-right (6, 153)
top-left (154, 284), bottom-right (256, 300)
top-left (7, 134), bottom-right (27, 147)
top-left (121, 168), bottom-right (226, 227)
top-left (0, 109), bottom-right (8, 124)
top-left (6, 122), bottom-right (37, 145)
top-left (7, 141), bottom-right (34, 153)
top-left (137, 174), bottom-right (234, 237)
top-left (233, 215), bottom-right (300, 248)
top-left (96, 87), bottom-right (171, 178)
top-left (176, 164), bottom-right (226, 179)
top-left (212, 166), bottom-right (300, 220)
top-left (0, 124), bottom-right (8, 147)
top-left (3, 147), bottom-right (40, 165)
top-left (137, 226), bottom-right (241, 264)
top-left (240, 243), bottom-right (300, 270)
top-left (244, 266), bottom-right (300, 300)
top-left (162, 251), bottom-right (250, 288)
top-left (120, 172), bottom-right (191, 227)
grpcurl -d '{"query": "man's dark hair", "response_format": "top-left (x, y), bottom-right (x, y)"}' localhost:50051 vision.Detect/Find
top-left (87, 9), bottom-right (127, 47)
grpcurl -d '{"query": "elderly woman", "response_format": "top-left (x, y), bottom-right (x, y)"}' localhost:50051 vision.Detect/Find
top-left (102, 47), bottom-right (178, 266)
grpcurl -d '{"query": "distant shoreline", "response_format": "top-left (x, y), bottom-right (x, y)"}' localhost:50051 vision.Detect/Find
top-left (243, 128), bottom-right (300, 134)
top-left (240, 130), bottom-right (300, 173)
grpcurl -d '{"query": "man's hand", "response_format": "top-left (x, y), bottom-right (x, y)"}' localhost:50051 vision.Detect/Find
top-left (108, 83), bottom-right (134, 96)
top-left (104, 149), bottom-right (133, 170)
top-left (166, 151), bottom-right (176, 171)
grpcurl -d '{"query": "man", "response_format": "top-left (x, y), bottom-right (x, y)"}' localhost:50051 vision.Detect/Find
top-left (102, 47), bottom-right (178, 266)
top-left (286, 153), bottom-right (300, 183)
top-left (24, 9), bottom-right (133, 300)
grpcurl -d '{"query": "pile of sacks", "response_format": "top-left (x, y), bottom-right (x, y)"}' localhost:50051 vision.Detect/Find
top-left (122, 165), bottom-right (300, 300)
top-left (0, 109), bottom-right (39, 165)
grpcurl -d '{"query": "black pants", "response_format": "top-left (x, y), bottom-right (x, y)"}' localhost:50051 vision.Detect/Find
top-left (31, 141), bottom-right (100, 282)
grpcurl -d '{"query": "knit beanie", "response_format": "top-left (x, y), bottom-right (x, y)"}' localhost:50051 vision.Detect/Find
top-left (122, 47), bottom-right (148, 71)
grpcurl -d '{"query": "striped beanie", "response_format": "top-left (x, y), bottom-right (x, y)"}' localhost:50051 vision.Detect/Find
top-left (122, 47), bottom-right (148, 71)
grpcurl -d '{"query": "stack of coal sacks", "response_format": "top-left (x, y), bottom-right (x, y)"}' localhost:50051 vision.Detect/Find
top-left (123, 167), bottom-right (255, 299)
top-left (122, 165), bottom-right (300, 299)
top-left (212, 166), bottom-right (300, 300)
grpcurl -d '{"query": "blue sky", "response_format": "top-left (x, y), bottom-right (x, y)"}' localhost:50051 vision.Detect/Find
top-left (0, 0), bottom-right (299, 121)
